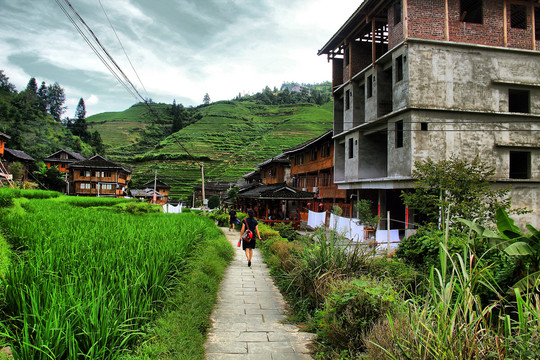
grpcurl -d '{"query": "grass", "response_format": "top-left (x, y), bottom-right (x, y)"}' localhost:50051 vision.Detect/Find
top-left (0, 192), bottom-right (232, 359)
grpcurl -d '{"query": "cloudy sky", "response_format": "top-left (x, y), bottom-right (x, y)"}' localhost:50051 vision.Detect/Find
top-left (1, 0), bottom-right (360, 116)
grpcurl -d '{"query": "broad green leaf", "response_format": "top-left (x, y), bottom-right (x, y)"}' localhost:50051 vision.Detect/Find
top-left (504, 242), bottom-right (535, 256)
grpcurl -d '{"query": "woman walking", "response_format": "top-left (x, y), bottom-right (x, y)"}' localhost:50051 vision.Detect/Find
top-left (240, 209), bottom-right (262, 267)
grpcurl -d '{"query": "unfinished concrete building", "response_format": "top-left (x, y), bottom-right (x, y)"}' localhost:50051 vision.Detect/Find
top-left (318, 0), bottom-right (540, 229)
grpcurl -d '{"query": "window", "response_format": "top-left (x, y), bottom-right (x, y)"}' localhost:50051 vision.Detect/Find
top-left (310, 148), bottom-right (318, 161)
top-left (345, 90), bottom-right (351, 110)
top-left (421, 122), bottom-right (428, 131)
top-left (344, 46), bottom-right (350, 66)
top-left (348, 138), bottom-right (354, 159)
top-left (509, 89), bottom-right (530, 113)
top-left (460, 0), bottom-right (483, 24)
top-left (509, 151), bottom-right (531, 179)
top-left (395, 120), bottom-right (404, 148)
top-left (395, 55), bottom-right (403, 83)
top-left (536, 7), bottom-right (540, 39)
top-left (91, 183), bottom-right (96, 189)
top-left (511, 5), bottom-right (527, 29)
top-left (104, 171), bottom-right (111, 177)
top-left (321, 142), bottom-right (331, 158)
top-left (394, 1), bottom-right (402, 25)
top-left (80, 170), bottom-right (84, 177)
top-left (85, 171), bottom-right (91, 177)
top-left (367, 75), bottom-right (373, 98)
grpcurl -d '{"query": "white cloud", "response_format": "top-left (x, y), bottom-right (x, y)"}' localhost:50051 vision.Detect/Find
top-left (86, 94), bottom-right (99, 106)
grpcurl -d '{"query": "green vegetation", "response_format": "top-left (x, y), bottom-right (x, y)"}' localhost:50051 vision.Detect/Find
top-left (90, 100), bottom-right (332, 200)
top-left (0, 189), bottom-right (232, 359)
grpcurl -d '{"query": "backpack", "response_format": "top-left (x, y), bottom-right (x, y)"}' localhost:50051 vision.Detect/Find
top-left (241, 219), bottom-right (253, 242)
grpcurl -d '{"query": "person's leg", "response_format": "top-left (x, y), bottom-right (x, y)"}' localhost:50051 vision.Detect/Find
top-left (247, 248), bottom-right (253, 267)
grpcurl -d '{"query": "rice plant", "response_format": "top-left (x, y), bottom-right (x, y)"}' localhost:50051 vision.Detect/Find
top-left (0, 196), bottom-right (216, 359)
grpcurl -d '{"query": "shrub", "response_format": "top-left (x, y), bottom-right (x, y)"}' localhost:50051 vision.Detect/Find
top-left (395, 225), bottom-right (467, 272)
top-left (272, 222), bottom-right (299, 241)
top-left (182, 207), bottom-right (191, 213)
top-left (208, 195), bottom-right (220, 209)
top-left (315, 276), bottom-right (399, 355)
top-left (123, 202), bottom-right (160, 214)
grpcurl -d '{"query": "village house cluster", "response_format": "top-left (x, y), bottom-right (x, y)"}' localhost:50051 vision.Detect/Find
top-left (1, 0), bottom-right (539, 230)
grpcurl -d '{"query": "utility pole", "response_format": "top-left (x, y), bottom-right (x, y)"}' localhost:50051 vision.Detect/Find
top-left (200, 162), bottom-right (206, 215)
top-left (153, 169), bottom-right (157, 204)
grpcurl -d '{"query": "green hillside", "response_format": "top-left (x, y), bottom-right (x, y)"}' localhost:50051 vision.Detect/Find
top-left (88, 100), bottom-right (333, 201)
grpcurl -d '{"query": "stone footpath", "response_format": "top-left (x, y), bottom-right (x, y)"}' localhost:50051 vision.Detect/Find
top-left (205, 227), bottom-right (314, 360)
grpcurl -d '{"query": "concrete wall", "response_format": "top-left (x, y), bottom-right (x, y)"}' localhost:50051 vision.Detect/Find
top-left (408, 40), bottom-right (540, 113)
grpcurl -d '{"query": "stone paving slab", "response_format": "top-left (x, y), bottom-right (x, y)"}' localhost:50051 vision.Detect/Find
top-left (205, 227), bottom-right (314, 359)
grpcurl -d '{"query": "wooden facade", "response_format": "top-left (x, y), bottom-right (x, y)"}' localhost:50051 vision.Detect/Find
top-left (1, 148), bottom-right (35, 182)
top-left (256, 154), bottom-right (291, 185)
top-left (68, 155), bottom-right (131, 197)
top-left (140, 179), bottom-right (171, 204)
top-left (283, 130), bottom-right (350, 218)
top-left (44, 149), bottom-right (85, 173)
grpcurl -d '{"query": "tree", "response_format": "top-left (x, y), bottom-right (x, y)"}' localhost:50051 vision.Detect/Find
top-left (208, 194), bottom-right (220, 209)
top-left (401, 156), bottom-right (513, 229)
top-left (46, 82), bottom-right (66, 122)
top-left (0, 70), bottom-right (16, 93)
top-left (227, 185), bottom-right (239, 206)
top-left (37, 81), bottom-right (48, 114)
top-left (75, 97), bottom-right (86, 121)
top-left (203, 93), bottom-right (211, 105)
top-left (25, 77), bottom-right (38, 94)
top-left (70, 98), bottom-right (90, 141)
top-left (90, 130), bottom-right (105, 155)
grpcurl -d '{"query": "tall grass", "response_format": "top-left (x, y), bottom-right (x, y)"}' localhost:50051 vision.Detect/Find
top-left (0, 196), bottom-right (215, 359)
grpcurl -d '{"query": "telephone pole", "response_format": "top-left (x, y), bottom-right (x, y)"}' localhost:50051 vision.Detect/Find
top-left (200, 162), bottom-right (206, 215)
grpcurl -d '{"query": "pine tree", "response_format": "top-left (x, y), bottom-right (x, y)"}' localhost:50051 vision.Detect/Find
top-left (0, 70), bottom-right (16, 93)
top-left (46, 82), bottom-right (66, 121)
top-left (203, 93), bottom-right (211, 105)
top-left (26, 78), bottom-right (38, 94)
top-left (90, 130), bottom-right (105, 155)
top-left (37, 81), bottom-right (48, 114)
top-left (72, 98), bottom-right (90, 141)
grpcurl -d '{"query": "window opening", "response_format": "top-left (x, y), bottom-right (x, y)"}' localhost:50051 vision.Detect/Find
top-left (344, 46), bottom-right (350, 66)
top-left (509, 89), bottom-right (530, 113)
top-left (511, 5), bottom-right (527, 29)
top-left (509, 151), bottom-right (531, 179)
top-left (394, 2), bottom-right (402, 25)
top-left (421, 122), bottom-right (428, 131)
top-left (345, 90), bottom-right (351, 110)
top-left (535, 7), bottom-right (540, 39)
top-left (348, 138), bottom-right (354, 159)
top-left (367, 75), bottom-right (373, 98)
top-left (460, 0), bottom-right (483, 24)
top-left (395, 120), bottom-right (404, 148)
top-left (395, 55), bottom-right (403, 83)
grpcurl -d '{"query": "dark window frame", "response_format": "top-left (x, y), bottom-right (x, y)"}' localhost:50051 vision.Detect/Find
top-left (395, 55), bottom-right (403, 83)
top-left (509, 151), bottom-right (531, 179)
top-left (511, 4), bottom-right (527, 29)
top-left (509, 89), bottom-right (530, 113)
top-left (460, 0), bottom-right (483, 24)
top-left (394, 1), bottom-right (402, 25)
top-left (348, 138), bottom-right (354, 159)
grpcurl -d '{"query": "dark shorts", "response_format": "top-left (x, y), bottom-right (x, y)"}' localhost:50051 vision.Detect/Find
top-left (229, 218), bottom-right (236, 224)
top-left (242, 239), bottom-right (256, 250)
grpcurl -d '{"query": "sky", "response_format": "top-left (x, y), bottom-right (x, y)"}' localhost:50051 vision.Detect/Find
top-left (0, 0), bottom-right (360, 117)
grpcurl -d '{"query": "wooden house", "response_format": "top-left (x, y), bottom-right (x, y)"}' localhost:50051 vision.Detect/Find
top-left (193, 181), bottom-right (236, 206)
top-left (68, 155), bottom-right (131, 197)
top-left (129, 189), bottom-right (167, 204)
top-left (255, 154), bottom-right (291, 185)
top-left (2, 148), bottom-right (35, 182)
top-left (282, 130), bottom-right (349, 218)
top-left (142, 179), bottom-right (171, 200)
top-left (44, 149), bottom-right (85, 173)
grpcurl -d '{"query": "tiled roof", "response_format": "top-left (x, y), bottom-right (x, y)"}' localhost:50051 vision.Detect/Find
top-left (238, 182), bottom-right (314, 200)
top-left (44, 149), bottom-right (86, 162)
top-left (0, 132), bottom-right (10, 141)
top-left (255, 153), bottom-right (290, 168)
top-left (68, 155), bottom-right (131, 173)
top-left (142, 179), bottom-right (171, 189)
top-left (282, 130), bottom-right (333, 154)
top-left (3, 148), bottom-right (35, 161)
top-left (130, 189), bottom-right (165, 198)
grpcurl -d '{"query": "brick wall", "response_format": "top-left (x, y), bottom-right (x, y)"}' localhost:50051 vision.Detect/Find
top-left (406, 0), bottom-right (538, 51)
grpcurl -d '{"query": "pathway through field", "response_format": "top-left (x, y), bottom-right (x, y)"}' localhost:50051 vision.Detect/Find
top-left (205, 227), bottom-right (314, 360)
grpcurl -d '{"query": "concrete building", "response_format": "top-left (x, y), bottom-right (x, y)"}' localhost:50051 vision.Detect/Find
top-left (318, 0), bottom-right (540, 228)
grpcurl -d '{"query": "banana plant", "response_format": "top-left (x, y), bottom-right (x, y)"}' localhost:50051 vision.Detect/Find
top-left (459, 208), bottom-right (540, 293)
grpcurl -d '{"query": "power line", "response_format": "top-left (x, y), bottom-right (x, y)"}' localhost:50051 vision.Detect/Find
top-left (97, 0), bottom-right (150, 100)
